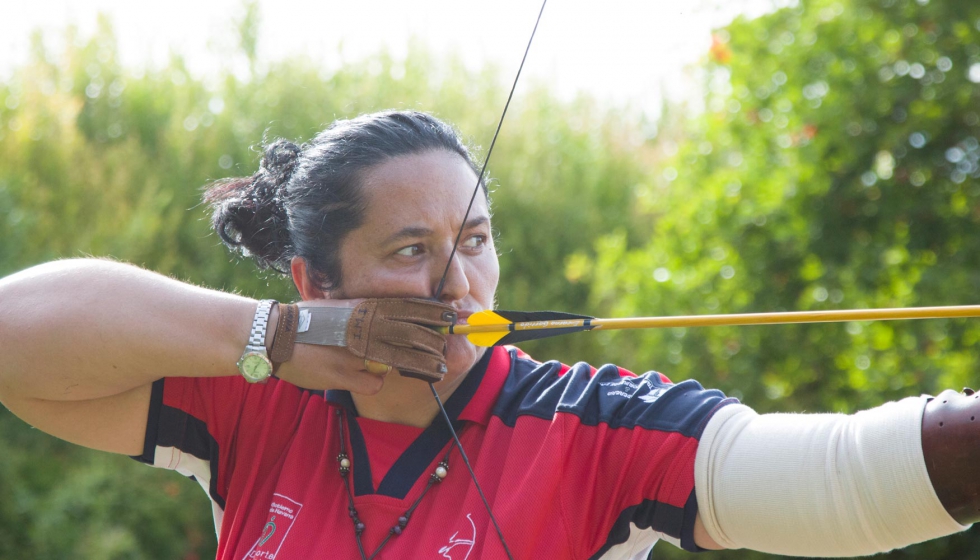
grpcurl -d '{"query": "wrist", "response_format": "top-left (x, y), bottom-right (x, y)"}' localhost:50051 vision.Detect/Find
top-left (921, 388), bottom-right (980, 525)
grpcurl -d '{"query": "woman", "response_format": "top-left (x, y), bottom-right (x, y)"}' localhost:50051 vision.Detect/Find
top-left (0, 110), bottom-right (975, 559)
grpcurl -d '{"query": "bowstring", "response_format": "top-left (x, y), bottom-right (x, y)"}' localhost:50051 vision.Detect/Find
top-left (433, 0), bottom-right (549, 299)
top-left (428, 2), bottom-right (548, 558)
top-left (430, 384), bottom-right (514, 559)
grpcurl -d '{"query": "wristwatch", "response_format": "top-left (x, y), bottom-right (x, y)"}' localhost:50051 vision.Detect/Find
top-left (237, 299), bottom-right (276, 383)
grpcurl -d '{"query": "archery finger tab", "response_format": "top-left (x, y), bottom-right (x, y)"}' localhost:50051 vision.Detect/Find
top-left (378, 329), bottom-right (447, 356)
top-left (391, 349), bottom-right (448, 382)
top-left (379, 298), bottom-right (456, 327)
top-left (359, 338), bottom-right (447, 380)
top-left (344, 300), bottom-right (377, 358)
top-left (337, 298), bottom-right (450, 381)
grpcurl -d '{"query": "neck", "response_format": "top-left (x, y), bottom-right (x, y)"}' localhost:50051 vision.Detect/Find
top-left (350, 364), bottom-right (471, 428)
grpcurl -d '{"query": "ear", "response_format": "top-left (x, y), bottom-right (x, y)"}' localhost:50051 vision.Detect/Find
top-left (290, 257), bottom-right (329, 300)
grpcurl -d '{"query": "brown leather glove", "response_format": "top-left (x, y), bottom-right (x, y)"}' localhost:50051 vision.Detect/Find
top-left (293, 298), bottom-right (456, 383)
top-left (921, 387), bottom-right (980, 524)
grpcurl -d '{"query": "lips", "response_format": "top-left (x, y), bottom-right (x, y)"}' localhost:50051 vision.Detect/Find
top-left (453, 310), bottom-right (475, 325)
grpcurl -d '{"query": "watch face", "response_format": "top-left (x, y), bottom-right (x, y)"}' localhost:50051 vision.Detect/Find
top-left (241, 352), bottom-right (272, 382)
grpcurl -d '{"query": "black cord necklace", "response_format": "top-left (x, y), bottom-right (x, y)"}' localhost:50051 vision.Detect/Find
top-left (336, 408), bottom-right (456, 560)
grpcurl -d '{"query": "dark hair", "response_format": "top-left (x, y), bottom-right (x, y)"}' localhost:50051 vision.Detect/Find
top-left (205, 110), bottom-right (483, 291)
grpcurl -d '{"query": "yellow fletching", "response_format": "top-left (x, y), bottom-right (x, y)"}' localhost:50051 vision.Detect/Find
top-left (466, 332), bottom-right (509, 347)
top-left (460, 310), bottom-right (511, 347)
top-left (466, 310), bottom-right (512, 326)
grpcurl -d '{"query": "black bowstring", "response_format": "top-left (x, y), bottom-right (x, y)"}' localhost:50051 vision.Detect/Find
top-left (429, 383), bottom-right (514, 559)
top-left (433, 0), bottom-right (549, 299)
top-left (428, 1), bottom-right (549, 559)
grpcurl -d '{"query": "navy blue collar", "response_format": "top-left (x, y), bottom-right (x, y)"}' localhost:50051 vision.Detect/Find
top-left (326, 350), bottom-right (493, 498)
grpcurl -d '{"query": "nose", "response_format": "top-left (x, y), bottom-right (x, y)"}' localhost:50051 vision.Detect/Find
top-left (432, 252), bottom-right (470, 304)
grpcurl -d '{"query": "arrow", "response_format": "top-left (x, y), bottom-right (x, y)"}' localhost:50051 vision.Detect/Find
top-left (443, 305), bottom-right (980, 347)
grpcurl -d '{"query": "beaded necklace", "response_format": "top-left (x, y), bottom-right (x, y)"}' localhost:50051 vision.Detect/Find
top-left (335, 408), bottom-right (455, 560)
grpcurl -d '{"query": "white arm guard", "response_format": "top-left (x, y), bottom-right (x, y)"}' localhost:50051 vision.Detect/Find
top-left (695, 397), bottom-right (969, 557)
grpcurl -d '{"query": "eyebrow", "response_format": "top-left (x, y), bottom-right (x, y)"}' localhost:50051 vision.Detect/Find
top-left (383, 216), bottom-right (490, 246)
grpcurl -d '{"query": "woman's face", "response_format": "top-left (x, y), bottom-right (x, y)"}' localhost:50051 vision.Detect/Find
top-left (331, 150), bottom-right (499, 376)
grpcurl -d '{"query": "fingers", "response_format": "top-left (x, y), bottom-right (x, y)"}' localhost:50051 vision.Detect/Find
top-left (332, 355), bottom-right (392, 394)
top-left (345, 298), bottom-right (454, 382)
top-left (345, 371), bottom-right (386, 395)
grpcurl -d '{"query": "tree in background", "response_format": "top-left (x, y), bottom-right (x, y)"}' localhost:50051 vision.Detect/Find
top-left (586, 0), bottom-right (980, 557)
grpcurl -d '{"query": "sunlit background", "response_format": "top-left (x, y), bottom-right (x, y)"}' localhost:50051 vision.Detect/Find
top-left (1, 0), bottom-right (777, 116)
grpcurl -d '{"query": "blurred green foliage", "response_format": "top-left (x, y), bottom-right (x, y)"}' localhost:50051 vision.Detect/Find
top-left (0, 0), bottom-right (978, 557)
top-left (581, 0), bottom-right (980, 558)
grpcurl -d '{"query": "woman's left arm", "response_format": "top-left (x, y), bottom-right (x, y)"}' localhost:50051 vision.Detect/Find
top-left (693, 515), bottom-right (723, 549)
top-left (694, 391), bottom-right (974, 557)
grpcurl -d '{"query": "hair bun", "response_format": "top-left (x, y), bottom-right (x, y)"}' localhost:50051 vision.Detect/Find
top-left (204, 139), bottom-right (302, 273)
top-left (262, 139), bottom-right (302, 190)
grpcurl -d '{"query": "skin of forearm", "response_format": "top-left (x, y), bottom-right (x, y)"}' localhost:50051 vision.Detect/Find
top-left (0, 258), bottom-right (256, 403)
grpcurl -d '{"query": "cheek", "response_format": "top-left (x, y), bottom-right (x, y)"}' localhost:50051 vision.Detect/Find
top-left (364, 270), bottom-right (432, 296)
top-left (473, 253), bottom-right (500, 299)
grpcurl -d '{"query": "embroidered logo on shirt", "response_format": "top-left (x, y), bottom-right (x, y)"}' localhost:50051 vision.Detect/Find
top-left (600, 377), bottom-right (668, 403)
top-left (242, 494), bottom-right (304, 560)
top-left (639, 387), bottom-right (668, 403)
top-left (438, 513), bottom-right (477, 560)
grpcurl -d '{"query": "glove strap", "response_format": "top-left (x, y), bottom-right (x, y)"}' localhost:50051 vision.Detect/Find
top-left (294, 306), bottom-right (354, 347)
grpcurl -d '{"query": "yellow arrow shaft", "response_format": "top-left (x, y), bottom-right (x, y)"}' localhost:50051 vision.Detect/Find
top-left (446, 305), bottom-right (980, 335)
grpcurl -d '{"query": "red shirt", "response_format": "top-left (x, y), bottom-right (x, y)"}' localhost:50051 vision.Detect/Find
top-left (134, 346), bottom-right (734, 559)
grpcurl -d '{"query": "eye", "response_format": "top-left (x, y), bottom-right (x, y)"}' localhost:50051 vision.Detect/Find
top-left (462, 235), bottom-right (487, 249)
top-left (395, 244), bottom-right (422, 257)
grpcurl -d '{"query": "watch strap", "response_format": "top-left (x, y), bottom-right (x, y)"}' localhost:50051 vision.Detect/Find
top-left (270, 303), bottom-right (300, 365)
top-left (248, 299), bottom-right (276, 348)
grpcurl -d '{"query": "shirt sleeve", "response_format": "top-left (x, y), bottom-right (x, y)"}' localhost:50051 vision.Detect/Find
top-left (130, 375), bottom-right (303, 511)
top-left (554, 363), bottom-right (736, 556)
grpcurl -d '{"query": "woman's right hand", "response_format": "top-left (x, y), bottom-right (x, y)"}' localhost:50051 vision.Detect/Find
top-left (277, 340), bottom-right (389, 394)
top-left (273, 298), bottom-right (454, 393)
